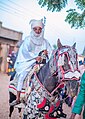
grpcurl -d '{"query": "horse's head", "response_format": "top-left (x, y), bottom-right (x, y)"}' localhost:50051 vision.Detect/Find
top-left (56, 39), bottom-right (80, 81)
top-left (48, 39), bottom-right (80, 99)
top-left (55, 39), bottom-right (80, 106)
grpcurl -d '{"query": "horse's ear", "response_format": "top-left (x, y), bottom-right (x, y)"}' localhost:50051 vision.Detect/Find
top-left (57, 39), bottom-right (63, 49)
top-left (72, 42), bottom-right (76, 49)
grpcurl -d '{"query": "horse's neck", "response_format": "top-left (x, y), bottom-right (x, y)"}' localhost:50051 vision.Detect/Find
top-left (49, 56), bottom-right (57, 75)
top-left (37, 56), bottom-right (58, 84)
top-left (36, 62), bottom-right (51, 85)
top-left (37, 56), bottom-right (57, 77)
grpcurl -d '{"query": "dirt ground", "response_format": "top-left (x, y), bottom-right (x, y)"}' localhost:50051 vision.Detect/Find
top-left (0, 72), bottom-right (83, 119)
top-left (0, 72), bottom-right (23, 119)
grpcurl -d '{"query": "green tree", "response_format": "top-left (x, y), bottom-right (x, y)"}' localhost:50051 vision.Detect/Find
top-left (37, 0), bottom-right (85, 29)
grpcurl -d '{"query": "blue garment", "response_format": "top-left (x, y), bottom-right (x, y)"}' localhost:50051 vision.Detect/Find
top-left (7, 53), bottom-right (17, 76)
top-left (72, 72), bottom-right (85, 118)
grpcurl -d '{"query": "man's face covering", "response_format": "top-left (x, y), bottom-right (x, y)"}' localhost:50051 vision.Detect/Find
top-left (29, 19), bottom-right (45, 45)
top-left (33, 27), bottom-right (42, 37)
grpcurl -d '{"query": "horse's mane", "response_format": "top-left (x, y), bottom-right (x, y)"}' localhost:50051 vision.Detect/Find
top-left (36, 50), bottom-right (59, 93)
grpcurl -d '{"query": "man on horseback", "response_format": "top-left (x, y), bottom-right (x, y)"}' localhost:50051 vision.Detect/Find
top-left (10, 18), bottom-right (52, 106)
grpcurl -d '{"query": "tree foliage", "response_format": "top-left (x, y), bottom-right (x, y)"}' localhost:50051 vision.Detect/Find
top-left (65, 9), bottom-right (85, 29)
top-left (38, 0), bottom-right (68, 12)
top-left (37, 0), bottom-right (85, 29)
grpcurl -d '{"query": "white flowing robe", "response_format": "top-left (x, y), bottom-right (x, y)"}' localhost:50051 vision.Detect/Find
top-left (14, 36), bottom-right (52, 75)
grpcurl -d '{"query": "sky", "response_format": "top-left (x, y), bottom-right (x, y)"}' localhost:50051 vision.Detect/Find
top-left (0, 0), bottom-right (85, 55)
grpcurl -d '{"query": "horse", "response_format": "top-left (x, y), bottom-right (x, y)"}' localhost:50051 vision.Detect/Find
top-left (21, 39), bottom-right (80, 119)
top-left (9, 39), bottom-right (80, 119)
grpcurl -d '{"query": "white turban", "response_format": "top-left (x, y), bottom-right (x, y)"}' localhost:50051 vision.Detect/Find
top-left (29, 19), bottom-right (44, 29)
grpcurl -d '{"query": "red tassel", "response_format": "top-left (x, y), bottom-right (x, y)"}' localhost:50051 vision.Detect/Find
top-left (37, 97), bottom-right (46, 108)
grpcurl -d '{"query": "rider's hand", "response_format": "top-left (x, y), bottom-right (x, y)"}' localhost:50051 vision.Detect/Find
top-left (36, 56), bottom-right (42, 63)
top-left (43, 50), bottom-right (48, 55)
top-left (33, 64), bottom-right (39, 72)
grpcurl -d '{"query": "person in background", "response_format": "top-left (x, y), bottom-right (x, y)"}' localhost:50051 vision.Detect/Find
top-left (7, 47), bottom-right (18, 81)
top-left (7, 41), bottom-right (23, 81)
top-left (70, 61), bottom-right (85, 119)
top-left (10, 18), bottom-right (52, 106)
